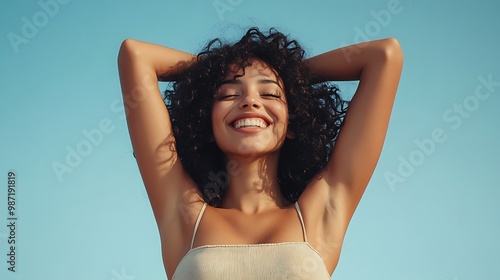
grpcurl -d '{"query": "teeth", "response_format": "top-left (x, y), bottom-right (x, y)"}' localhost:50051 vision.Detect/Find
top-left (233, 118), bottom-right (267, 128)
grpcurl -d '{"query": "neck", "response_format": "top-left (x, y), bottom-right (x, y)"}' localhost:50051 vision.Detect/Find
top-left (219, 153), bottom-right (288, 214)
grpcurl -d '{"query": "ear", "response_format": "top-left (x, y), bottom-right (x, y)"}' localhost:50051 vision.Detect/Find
top-left (286, 130), bottom-right (295, 140)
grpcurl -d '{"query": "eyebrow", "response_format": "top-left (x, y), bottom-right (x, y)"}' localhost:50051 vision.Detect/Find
top-left (219, 78), bottom-right (283, 89)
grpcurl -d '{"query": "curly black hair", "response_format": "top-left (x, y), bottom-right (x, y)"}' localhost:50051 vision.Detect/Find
top-left (165, 27), bottom-right (348, 206)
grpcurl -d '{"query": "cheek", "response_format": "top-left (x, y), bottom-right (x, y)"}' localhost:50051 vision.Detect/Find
top-left (211, 103), bottom-right (225, 123)
top-left (268, 103), bottom-right (289, 136)
top-left (269, 103), bottom-right (289, 123)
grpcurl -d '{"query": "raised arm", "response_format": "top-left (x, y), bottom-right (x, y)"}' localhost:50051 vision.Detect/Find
top-left (303, 38), bottom-right (403, 225)
top-left (117, 39), bottom-right (197, 223)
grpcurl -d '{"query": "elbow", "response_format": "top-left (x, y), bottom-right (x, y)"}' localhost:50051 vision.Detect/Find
top-left (381, 38), bottom-right (404, 64)
top-left (118, 38), bottom-right (141, 66)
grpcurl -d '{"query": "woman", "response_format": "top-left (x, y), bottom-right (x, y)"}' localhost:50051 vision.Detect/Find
top-left (118, 28), bottom-right (403, 279)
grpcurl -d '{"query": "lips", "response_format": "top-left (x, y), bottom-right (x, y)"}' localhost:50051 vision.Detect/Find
top-left (232, 118), bottom-right (268, 128)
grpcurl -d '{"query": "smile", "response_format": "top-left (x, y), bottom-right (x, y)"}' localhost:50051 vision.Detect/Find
top-left (232, 118), bottom-right (268, 128)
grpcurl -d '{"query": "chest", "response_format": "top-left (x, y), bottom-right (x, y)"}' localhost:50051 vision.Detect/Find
top-left (172, 243), bottom-right (331, 280)
top-left (193, 206), bottom-right (305, 246)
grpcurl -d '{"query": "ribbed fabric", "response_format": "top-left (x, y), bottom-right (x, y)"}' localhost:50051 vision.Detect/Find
top-left (172, 203), bottom-right (331, 280)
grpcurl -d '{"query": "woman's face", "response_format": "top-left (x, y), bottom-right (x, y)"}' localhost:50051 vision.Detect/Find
top-left (211, 58), bottom-right (289, 159)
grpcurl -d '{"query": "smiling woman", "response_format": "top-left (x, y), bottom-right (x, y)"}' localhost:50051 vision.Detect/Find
top-left (211, 59), bottom-right (289, 164)
top-left (117, 27), bottom-right (403, 279)
top-left (165, 29), bottom-right (349, 207)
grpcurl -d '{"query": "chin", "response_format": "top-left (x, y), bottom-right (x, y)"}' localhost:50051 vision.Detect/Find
top-left (220, 143), bottom-right (282, 159)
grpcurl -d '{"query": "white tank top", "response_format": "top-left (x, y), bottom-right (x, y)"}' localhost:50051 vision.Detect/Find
top-left (172, 202), bottom-right (332, 279)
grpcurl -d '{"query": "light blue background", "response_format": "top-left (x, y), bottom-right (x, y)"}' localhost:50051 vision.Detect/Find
top-left (1, 0), bottom-right (499, 279)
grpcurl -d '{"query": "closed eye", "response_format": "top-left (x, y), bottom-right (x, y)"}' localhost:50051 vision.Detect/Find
top-left (216, 93), bottom-right (239, 100)
top-left (261, 93), bottom-right (281, 99)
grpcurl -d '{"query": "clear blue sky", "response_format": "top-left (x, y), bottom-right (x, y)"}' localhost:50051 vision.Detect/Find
top-left (1, 0), bottom-right (499, 279)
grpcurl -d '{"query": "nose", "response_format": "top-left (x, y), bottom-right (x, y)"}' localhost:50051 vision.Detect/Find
top-left (239, 94), bottom-right (262, 109)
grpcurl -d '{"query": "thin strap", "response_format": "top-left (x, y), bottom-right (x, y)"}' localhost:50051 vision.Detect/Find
top-left (294, 202), bottom-right (308, 243)
top-left (190, 202), bottom-right (207, 249)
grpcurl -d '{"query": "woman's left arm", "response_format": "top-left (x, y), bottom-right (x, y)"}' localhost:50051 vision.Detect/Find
top-left (306, 38), bottom-right (403, 219)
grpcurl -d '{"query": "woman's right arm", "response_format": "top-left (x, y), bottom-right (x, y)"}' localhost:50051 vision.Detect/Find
top-left (117, 39), bottom-right (198, 223)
